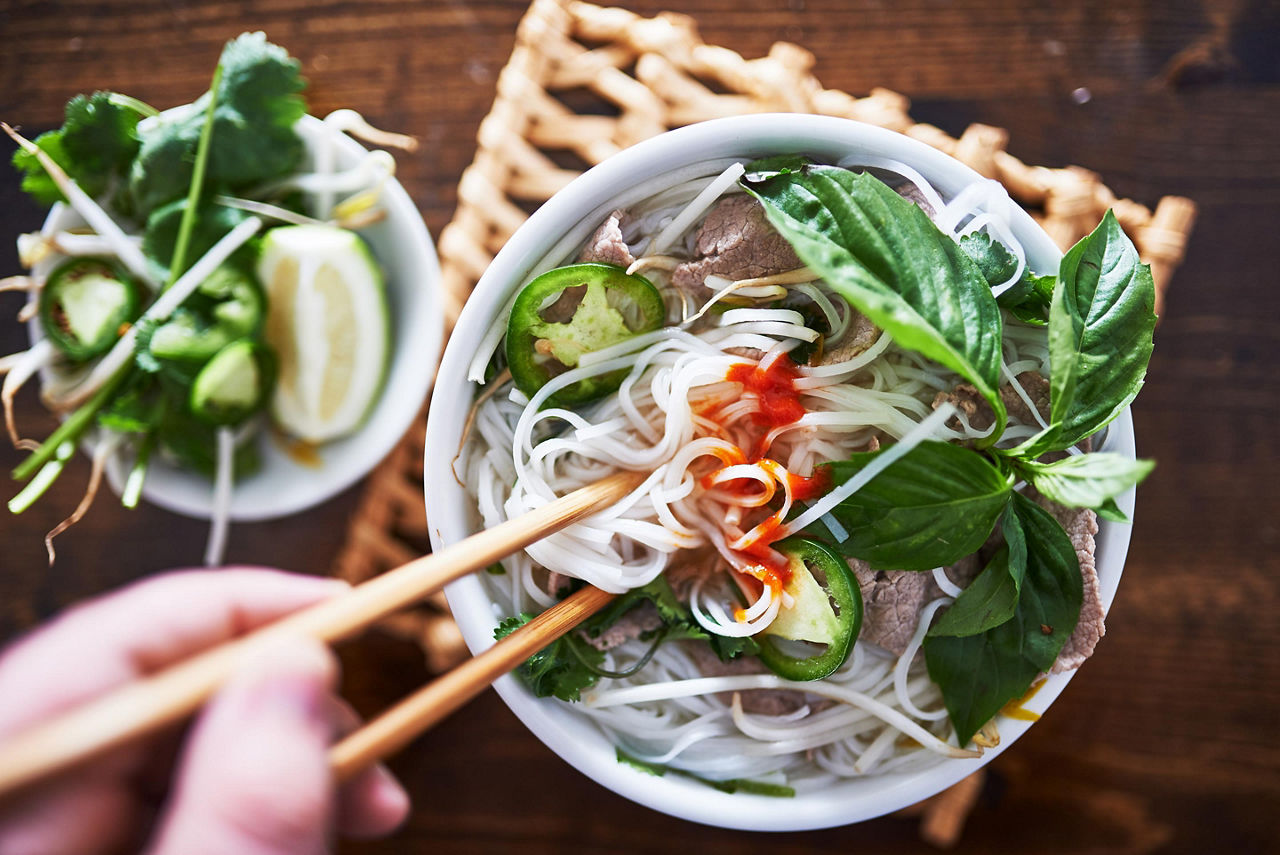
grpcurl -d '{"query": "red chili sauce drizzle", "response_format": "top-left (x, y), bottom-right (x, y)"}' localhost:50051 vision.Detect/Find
top-left (706, 359), bottom-right (824, 596)
top-left (725, 359), bottom-right (806, 428)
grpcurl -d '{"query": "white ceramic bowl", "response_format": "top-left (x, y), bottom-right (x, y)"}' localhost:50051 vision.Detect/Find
top-left (38, 115), bottom-right (443, 520)
top-left (425, 114), bottom-right (1134, 830)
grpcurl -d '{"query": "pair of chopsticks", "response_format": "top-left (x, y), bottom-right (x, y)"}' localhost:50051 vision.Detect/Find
top-left (0, 470), bottom-right (645, 800)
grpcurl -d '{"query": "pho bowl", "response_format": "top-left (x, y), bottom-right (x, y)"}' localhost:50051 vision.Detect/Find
top-left (36, 114), bottom-right (443, 521)
top-left (425, 114), bottom-right (1135, 830)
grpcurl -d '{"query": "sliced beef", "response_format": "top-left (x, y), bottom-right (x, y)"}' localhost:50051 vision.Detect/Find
top-left (932, 371), bottom-right (1051, 433)
top-left (1002, 371), bottom-right (1050, 427)
top-left (580, 602), bottom-right (664, 652)
top-left (894, 182), bottom-right (937, 219)
top-left (578, 209), bottom-right (635, 268)
top-left (546, 571), bottom-right (569, 599)
top-left (682, 640), bottom-right (808, 715)
top-left (818, 310), bottom-right (880, 365)
top-left (672, 196), bottom-right (801, 295)
top-left (851, 559), bottom-right (937, 656)
top-left (1035, 495), bottom-right (1104, 673)
top-left (665, 552), bottom-right (718, 603)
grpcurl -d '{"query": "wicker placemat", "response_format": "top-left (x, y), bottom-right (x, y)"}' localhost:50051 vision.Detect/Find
top-left (332, 0), bottom-right (1196, 840)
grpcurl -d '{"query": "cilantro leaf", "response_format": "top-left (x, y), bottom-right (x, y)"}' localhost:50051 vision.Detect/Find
top-left (496, 614), bottom-right (603, 702)
top-left (129, 32), bottom-right (305, 214)
top-left (960, 231), bottom-right (1055, 325)
top-left (143, 200), bottom-right (252, 278)
top-left (11, 92), bottom-right (141, 206)
top-left (12, 130), bottom-right (70, 206)
top-left (61, 93), bottom-right (143, 183)
top-left (96, 373), bottom-right (163, 434)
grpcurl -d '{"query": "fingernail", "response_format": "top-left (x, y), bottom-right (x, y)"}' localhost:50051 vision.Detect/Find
top-left (371, 763), bottom-right (411, 815)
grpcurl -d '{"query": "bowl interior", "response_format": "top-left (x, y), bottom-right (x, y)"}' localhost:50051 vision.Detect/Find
top-left (425, 115), bottom-right (1135, 830)
top-left (39, 115), bottom-right (443, 521)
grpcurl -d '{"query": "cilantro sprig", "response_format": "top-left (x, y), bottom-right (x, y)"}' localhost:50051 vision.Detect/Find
top-left (496, 575), bottom-right (758, 703)
top-left (8, 33), bottom-right (306, 516)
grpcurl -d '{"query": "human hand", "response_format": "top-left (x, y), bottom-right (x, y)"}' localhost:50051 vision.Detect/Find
top-left (0, 568), bottom-right (410, 855)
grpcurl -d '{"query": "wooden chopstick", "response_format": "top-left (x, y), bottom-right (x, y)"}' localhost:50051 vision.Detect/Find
top-left (329, 584), bottom-right (616, 781)
top-left (0, 470), bottom-right (645, 801)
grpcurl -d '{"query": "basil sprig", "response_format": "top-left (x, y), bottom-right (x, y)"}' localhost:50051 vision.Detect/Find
top-left (923, 495), bottom-right (1083, 744)
top-left (743, 161), bottom-right (1007, 444)
top-left (759, 164), bottom-right (1159, 745)
top-left (1013, 211), bottom-right (1157, 457)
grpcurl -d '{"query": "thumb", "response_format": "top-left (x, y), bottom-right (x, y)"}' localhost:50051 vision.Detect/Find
top-left (147, 639), bottom-right (339, 855)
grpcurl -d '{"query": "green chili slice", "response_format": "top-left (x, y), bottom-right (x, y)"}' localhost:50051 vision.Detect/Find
top-left (38, 257), bottom-right (142, 361)
top-left (147, 265), bottom-right (265, 363)
top-left (757, 537), bottom-right (862, 681)
top-left (505, 263), bottom-right (665, 407)
top-left (188, 339), bottom-right (276, 426)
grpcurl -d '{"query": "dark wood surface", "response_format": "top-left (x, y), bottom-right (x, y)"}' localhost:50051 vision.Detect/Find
top-left (1, 1), bottom-right (1278, 852)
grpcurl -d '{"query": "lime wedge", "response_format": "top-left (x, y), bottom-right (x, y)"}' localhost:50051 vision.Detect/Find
top-left (257, 225), bottom-right (389, 443)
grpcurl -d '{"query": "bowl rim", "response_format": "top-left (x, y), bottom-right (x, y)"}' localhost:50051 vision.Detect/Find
top-left (35, 113), bottom-right (444, 521)
top-left (425, 114), bottom-right (1135, 830)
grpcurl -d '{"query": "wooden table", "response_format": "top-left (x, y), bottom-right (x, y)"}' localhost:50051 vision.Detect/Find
top-left (1, 1), bottom-right (1276, 852)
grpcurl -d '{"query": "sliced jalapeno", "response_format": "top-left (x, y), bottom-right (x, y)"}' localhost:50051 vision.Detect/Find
top-left (757, 536), bottom-right (862, 681)
top-left (39, 257), bottom-right (142, 360)
top-left (505, 263), bottom-right (665, 407)
top-left (147, 266), bottom-right (265, 363)
top-left (188, 339), bottom-right (276, 426)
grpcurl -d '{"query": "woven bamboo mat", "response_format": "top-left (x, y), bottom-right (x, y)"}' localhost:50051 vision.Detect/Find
top-left (332, 0), bottom-right (1196, 841)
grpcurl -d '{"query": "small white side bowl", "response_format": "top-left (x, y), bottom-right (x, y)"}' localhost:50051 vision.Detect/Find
top-left (38, 115), bottom-right (443, 521)
top-left (425, 114), bottom-right (1134, 830)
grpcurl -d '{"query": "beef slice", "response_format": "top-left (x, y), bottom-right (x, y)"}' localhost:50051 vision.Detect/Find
top-left (672, 195), bottom-right (801, 294)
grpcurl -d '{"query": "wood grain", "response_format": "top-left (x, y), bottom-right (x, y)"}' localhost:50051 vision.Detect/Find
top-left (0, 1), bottom-right (1277, 853)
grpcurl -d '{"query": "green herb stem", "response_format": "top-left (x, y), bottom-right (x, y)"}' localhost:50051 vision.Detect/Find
top-left (106, 93), bottom-right (160, 119)
top-left (12, 367), bottom-right (131, 482)
top-left (8, 442), bottom-right (75, 514)
top-left (566, 628), bottom-right (668, 679)
top-left (121, 431), bottom-right (156, 509)
top-left (166, 63), bottom-right (224, 286)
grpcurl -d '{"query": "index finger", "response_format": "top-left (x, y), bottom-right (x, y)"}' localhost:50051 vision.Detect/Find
top-left (0, 568), bottom-right (348, 738)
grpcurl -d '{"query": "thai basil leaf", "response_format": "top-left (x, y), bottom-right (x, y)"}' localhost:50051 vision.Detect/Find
top-left (1020, 452), bottom-right (1154, 522)
top-left (923, 492), bottom-right (1083, 744)
top-left (813, 440), bottom-right (1010, 570)
top-left (928, 505), bottom-right (1026, 637)
top-left (1047, 210), bottom-right (1156, 450)
top-left (743, 165), bottom-right (1006, 442)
